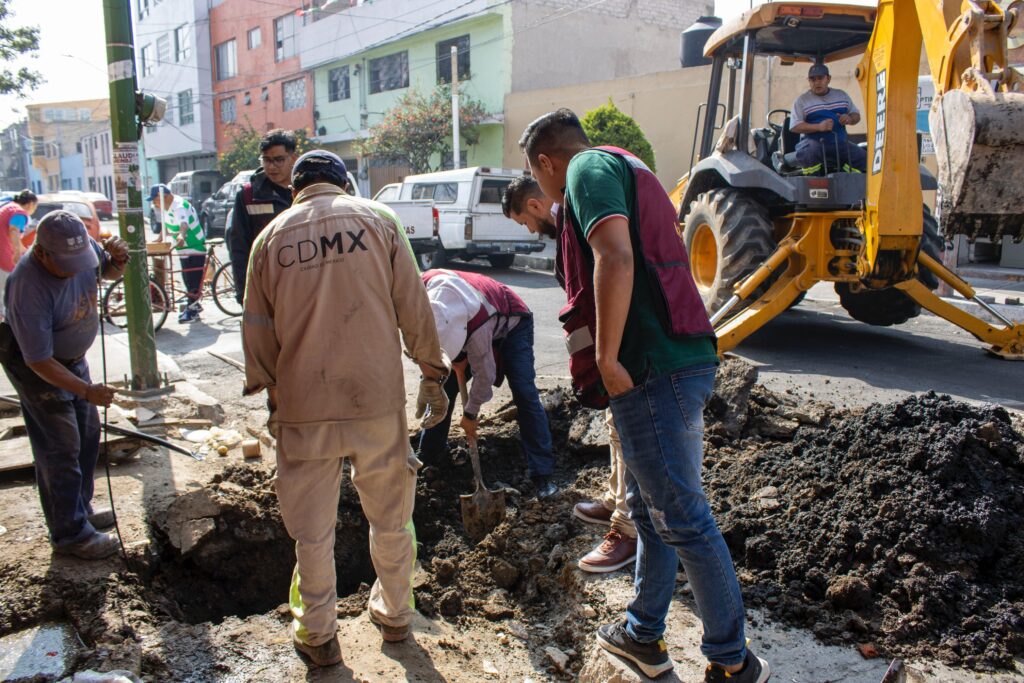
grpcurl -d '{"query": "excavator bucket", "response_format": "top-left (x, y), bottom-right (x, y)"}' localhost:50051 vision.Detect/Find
top-left (930, 88), bottom-right (1024, 242)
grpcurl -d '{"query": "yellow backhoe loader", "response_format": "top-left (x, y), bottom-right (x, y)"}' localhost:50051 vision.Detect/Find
top-left (672, 0), bottom-right (1024, 358)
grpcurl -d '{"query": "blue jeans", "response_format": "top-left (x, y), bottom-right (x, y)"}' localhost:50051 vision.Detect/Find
top-left (418, 318), bottom-right (554, 478)
top-left (609, 364), bottom-right (746, 666)
top-left (4, 358), bottom-right (101, 547)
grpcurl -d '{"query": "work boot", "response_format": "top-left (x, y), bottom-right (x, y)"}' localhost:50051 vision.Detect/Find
top-left (596, 621), bottom-right (674, 679)
top-left (53, 531), bottom-right (119, 560)
top-left (369, 611), bottom-right (410, 643)
top-left (573, 500), bottom-right (613, 526)
top-left (704, 650), bottom-right (771, 683)
top-left (88, 508), bottom-right (116, 530)
top-left (293, 635), bottom-right (342, 667)
top-left (531, 475), bottom-right (558, 500)
top-left (578, 530), bottom-right (637, 574)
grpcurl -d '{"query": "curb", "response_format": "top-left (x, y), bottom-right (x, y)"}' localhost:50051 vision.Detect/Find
top-left (514, 254), bottom-right (555, 272)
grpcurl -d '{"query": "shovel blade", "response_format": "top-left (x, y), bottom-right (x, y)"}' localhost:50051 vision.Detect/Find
top-left (460, 488), bottom-right (506, 543)
top-left (931, 89), bottom-right (1024, 241)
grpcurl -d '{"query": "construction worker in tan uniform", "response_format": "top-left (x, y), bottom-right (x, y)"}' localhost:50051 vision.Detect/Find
top-left (242, 150), bottom-right (450, 667)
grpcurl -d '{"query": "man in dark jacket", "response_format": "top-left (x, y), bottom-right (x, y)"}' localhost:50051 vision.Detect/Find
top-left (227, 128), bottom-right (298, 303)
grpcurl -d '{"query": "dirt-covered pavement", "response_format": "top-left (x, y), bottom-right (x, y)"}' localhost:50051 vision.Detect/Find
top-left (1, 351), bottom-right (1022, 682)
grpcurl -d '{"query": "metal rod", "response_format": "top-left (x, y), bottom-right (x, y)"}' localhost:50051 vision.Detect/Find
top-left (710, 294), bottom-right (741, 326)
top-left (972, 296), bottom-right (1016, 327)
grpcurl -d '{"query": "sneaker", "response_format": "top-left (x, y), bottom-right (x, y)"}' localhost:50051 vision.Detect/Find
top-left (368, 611), bottom-right (410, 643)
top-left (293, 635), bottom-right (342, 667)
top-left (53, 531), bottom-right (119, 560)
top-left (578, 530), bottom-right (637, 574)
top-left (178, 308), bottom-right (197, 324)
top-left (704, 650), bottom-right (771, 683)
top-left (88, 508), bottom-right (116, 530)
top-left (531, 476), bottom-right (558, 500)
top-left (573, 500), bottom-right (613, 526)
top-left (596, 621), bottom-right (673, 678)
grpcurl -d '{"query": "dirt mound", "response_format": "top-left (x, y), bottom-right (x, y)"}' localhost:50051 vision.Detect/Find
top-left (709, 391), bottom-right (1024, 670)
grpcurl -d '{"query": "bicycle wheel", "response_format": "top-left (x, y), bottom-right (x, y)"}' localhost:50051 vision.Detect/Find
top-left (102, 276), bottom-right (170, 331)
top-left (212, 261), bottom-right (242, 317)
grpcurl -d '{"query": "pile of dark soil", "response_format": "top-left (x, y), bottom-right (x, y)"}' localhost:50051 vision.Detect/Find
top-left (708, 390), bottom-right (1024, 670)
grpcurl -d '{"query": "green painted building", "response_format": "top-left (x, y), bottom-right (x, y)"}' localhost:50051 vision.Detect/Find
top-left (306, 7), bottom-right (510, 194)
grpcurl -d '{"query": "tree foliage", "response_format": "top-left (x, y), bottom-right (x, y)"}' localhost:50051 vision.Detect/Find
top-left (580, 99), bottom-right (657, 172)
top-left (0, 0), bottom-right (43, 97)
top-left (357, 84), bottom-right (488, 174)
top-left (217, 123), bottom-right (313, 179)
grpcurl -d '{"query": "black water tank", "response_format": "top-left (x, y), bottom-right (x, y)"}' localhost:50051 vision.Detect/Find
top-left (680, 16), bottom-right (722, 68)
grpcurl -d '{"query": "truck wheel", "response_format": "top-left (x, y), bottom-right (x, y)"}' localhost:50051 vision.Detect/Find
top-left (417, 247), bottom-right (448, 270)
top-left (835, 207), bottom-right (942, 326)
top-left (681, 189), bottom-right (776, 315)
top-left (487, 254), bottom-right (515, 269)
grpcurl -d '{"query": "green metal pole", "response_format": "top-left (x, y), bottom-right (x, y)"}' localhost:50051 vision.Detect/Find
top-left (102, 0), bottom-right (161, 390)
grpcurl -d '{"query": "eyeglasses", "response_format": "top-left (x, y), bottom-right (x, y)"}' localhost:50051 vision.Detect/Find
top-left (260, 155), bottom-right (290, 166)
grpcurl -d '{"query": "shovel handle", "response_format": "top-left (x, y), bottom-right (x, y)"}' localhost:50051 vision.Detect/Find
top-left (467, 438), bottom-right (485, 491)
top-left (455, 366), bottom-right (469, 408)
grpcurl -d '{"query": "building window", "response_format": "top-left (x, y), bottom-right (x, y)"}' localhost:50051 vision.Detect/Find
top-left (178, 90), bottom-right (194, 125)
top-left (174, 24), bottom-right (191, 62)
top-left (141, 44), bottom-right (153, 77)
top-left (138, 0), bottom-right (149, 19)
top-left (369, 51), bottom-right (408, 94)
top-left (436, 35), bottom-right (471, 84)
top-left (220, 97), bottom-right (236, 123)
top-left (282, 78), bottom-right (307, 111)
top-left (274, 13), bottom-right (298, 61)
top-left (247, 27), bottom-right (261, 49)
top-left (89, 177), bottom-right (96, 191)
top-left (156, 34), bottom-right (171, 65)
top-left (328, 65), bottom-right (350, 101)
top-left (215, 39), bottom-right (237, 80)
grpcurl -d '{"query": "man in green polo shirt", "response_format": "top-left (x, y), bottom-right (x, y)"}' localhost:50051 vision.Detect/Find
top-left (150, 184), bottom-right (206, 323)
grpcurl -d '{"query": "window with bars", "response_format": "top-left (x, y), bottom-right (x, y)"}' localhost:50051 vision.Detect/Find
top-left (274, 13), bottom-right (299, 62)
top-left (174, 24), bottom-right (191, 62)
top-left (369, 51), bottom-right (408, 94)
top-left (141, 44), bottom-right (153, 77)
top-left (178, 90), bottom-right (194, 125)
top-left (328, 65), bottom-right (350, 101)
top-left (220, 97), bottom-right (236, 124)
top-left (156, 34), bottom-right (170, 65)
top-left (215, 39), bottom-right (237, 80)
top-left (282, 78), bottom-right (307, 111)
top-left (436, 35), bottom-right (471, 84)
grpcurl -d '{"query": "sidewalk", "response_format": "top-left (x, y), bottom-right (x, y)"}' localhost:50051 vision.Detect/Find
top-left (514, 241), bottom-right (1024, 318)
top-left (0, 325), bottom-right (183, 398)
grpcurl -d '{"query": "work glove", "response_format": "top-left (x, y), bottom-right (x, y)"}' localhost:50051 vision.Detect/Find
top-left (416, 377), bottom-right (449, 430)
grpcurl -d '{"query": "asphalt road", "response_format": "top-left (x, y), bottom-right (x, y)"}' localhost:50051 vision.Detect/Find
top-left (98, 215), bottom-right (1019, 414)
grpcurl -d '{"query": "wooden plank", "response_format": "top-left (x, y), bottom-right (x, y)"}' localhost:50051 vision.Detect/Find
top-left (0, 416), bottom-right (26, 440)
top-left (0, 437), bottom-right (33, 473)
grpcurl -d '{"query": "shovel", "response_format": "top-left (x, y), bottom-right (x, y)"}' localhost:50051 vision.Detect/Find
top-left (455, 369), bottom-right (506, 542)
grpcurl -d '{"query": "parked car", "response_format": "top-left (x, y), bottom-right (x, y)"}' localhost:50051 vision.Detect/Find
top-left (27, 193), bottom-right (103, 246)
top-left (168, 170), bottom-right (223, 209)
top-left (83, 192), bottom-right (114, 219)
top-left (372, 183), bottom-right (439, 267)
top-left (201, 170), bottom-right (254, 239)
top-left (393, 167), bottom-right (544, 269)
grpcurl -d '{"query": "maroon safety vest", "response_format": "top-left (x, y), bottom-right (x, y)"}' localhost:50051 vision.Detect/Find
top-left (421, 268), bottom-right (531, 334)
top-left (555, 146), bottom-right (715, 408)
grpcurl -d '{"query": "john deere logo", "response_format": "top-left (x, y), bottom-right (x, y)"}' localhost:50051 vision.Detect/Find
top-left (872, 70), bottom-right (886, 175)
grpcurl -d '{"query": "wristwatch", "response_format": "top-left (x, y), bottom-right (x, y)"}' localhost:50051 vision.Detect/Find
top-left (463, 411), bottom-right (478, 421)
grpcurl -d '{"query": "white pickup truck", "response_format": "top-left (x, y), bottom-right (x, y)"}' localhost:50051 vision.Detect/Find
top-left (382, 167), bottom-right (544, 270)
top-left (372, 184), bottom-right (439, 263)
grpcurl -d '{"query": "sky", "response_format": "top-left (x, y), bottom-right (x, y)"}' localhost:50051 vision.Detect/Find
top-left (0, 0), bottom-right (880, 130)
top-left (0, 0), bottom-right (109, 128)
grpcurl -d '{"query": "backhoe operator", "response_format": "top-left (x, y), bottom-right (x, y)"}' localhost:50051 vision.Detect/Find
top-left (790, 62), bottom-right (866, 173)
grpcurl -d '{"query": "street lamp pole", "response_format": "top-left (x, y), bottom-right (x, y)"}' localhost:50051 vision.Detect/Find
top-left (103, 0), bottom-right (161, 391)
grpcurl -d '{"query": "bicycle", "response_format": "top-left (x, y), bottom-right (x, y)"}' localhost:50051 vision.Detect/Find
top-left (101, 238), bottom-right (241, 331)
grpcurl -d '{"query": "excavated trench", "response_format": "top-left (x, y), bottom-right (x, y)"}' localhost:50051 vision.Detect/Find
top-left (2, 360), bottom-right (1022, 679)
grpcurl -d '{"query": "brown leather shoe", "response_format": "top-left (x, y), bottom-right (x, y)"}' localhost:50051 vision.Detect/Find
top-left (294, 635), bottom-right (342, 667)
top-left (369, 611), bottom-right (410, 642)
top-left (578, 530), bottom-right (637, 573)
top-left (573, 500), bottom-right (613, 526)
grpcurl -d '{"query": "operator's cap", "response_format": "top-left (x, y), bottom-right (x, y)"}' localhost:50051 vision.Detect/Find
top-left (291, 150), bottom-right (348, 189)
top-left (34, 210), bottom-right (99, 274)
top-left (808, 62), bottom-right (830, 78)
top-left (148, 183), bottom-right (171, 201)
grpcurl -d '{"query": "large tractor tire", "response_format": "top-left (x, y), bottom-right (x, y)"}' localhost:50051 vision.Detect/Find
top-left (835, 207), bottom-right (942, 327)
top-left (681, 189), bottom-right (776, 315)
